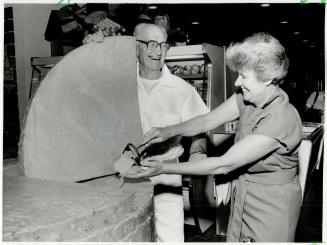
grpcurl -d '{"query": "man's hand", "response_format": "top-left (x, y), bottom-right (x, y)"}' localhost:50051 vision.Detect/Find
top-left (82, 31), bottom-right (105, 44)
top-left (142, 126), bottom-right (173, 146)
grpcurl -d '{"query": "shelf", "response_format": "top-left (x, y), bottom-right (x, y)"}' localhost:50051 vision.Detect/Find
top-left (301, 123), bottom-right (323, 141)
top-left (166, 44), bottom-right (205, 61)
top-left (175, 74), bottom-right (207, 80)
top-left (31, 56), bottom-right (63, 67)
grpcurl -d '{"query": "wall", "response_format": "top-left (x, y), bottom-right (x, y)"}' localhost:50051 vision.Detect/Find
top-left (8, 4), bottom-right (61, 128)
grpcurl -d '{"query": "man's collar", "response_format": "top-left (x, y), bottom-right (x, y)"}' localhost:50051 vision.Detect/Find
top-left (136, 62), bottom-right (177, 89)
top-left (160, 65), bottom-right (177, 88)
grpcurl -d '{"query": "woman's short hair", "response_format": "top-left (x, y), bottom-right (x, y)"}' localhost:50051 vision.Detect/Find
top-left (226, 32), bottom-right (289, 84)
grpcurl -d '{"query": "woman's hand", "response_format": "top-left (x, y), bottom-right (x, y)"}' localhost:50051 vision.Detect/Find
top-left (82, 31), bottom-right (105, 44)
top-left (124, 159), bottom-right (164, 179)
top-left (142, 126), bottom-right (173, 146)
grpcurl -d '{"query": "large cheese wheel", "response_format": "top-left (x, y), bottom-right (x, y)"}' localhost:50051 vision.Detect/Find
top-left (20, 36), bottom-right (143, 182)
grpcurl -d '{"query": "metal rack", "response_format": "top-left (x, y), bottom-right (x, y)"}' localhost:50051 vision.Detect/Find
top-left (29, 56), bottom-right (63, 100)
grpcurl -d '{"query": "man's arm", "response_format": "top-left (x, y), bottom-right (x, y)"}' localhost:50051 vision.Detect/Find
top-left (166, 134), bottom-right (280, 175)
top-left (188, 134), bottom-right (207, 161)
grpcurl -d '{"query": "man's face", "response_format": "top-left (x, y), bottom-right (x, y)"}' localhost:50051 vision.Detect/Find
top-left (136, 26), bottom-right (168, 73)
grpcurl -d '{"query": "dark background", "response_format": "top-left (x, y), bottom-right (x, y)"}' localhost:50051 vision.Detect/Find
top-left (117, 3), bottom-right (325, 112)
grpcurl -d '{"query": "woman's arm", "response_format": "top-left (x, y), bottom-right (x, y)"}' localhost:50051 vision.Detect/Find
top-left (167, 134), bottom-right (280, 175)
top-left (128, 134), bottom-right (280, 178)
top-left (142, 93), bottom-right (240, 145)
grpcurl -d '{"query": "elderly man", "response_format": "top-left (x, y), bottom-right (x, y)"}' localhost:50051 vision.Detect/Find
top-left (83, 23), bottom-right (208, 242)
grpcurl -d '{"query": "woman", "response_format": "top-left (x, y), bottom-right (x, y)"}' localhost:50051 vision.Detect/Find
top-left (127, 32), bottom-right (303, 242)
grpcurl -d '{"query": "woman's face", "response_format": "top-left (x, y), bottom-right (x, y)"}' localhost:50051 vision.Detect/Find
top-left (234, 69), bottom-right (269, 106)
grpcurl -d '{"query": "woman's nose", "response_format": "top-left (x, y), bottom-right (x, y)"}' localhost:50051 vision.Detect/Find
top-left (234, 75), bottom-right (242, 87)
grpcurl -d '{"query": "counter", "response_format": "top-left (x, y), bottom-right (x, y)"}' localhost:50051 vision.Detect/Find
top-left (298, 122), bottom-right (324, 197)
top-left (210, 122), bottom-right (323, 142)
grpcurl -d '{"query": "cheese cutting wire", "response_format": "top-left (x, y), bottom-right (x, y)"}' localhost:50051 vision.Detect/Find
top-left (122, 137), bottom-right (155, 166)
top-left (119, 138), bottom-right (155, 187)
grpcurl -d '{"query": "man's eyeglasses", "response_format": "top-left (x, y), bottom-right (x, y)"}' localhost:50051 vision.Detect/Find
top-left (137, 39), bottom-right (170, 51)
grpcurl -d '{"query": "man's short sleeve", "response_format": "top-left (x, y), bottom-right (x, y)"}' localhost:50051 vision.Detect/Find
top-left (180, 86), bottom-right (209, 122)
